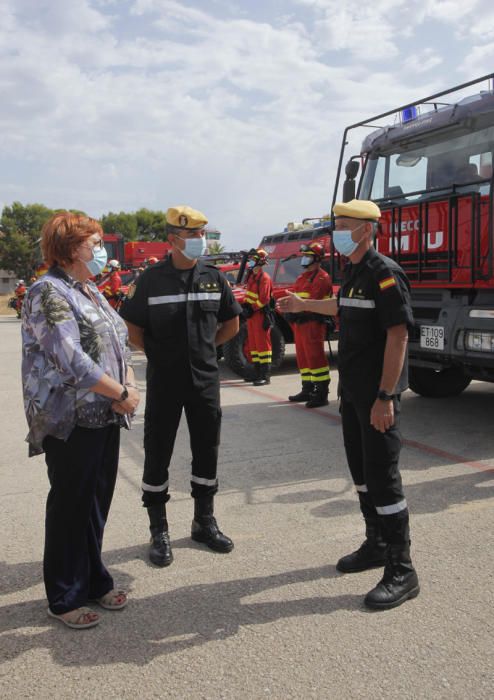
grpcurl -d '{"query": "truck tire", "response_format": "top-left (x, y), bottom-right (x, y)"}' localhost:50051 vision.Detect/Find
top-left (408, 366), bottom-right (471, 398)
top-left (222, 323), bottom-right (286, 379)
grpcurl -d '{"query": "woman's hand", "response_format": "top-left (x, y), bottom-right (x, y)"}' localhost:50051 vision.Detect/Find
top-left (112, 386), bottom-right (140, 415)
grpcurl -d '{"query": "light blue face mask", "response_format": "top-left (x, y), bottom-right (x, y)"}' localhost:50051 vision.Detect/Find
top-left (332, 229), bottom-right (360, 257)
top-left (178, 235), bottom-right (207, 260)
top-left (84, 245), bottom-right (108, 276)
top-left (247, 260), bottom-right (256, 269)
top-left (300, 255), bottom-right (313, 267)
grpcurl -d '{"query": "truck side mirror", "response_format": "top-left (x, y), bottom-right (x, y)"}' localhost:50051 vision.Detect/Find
top-left (343, 159), bottom-right (360, 202)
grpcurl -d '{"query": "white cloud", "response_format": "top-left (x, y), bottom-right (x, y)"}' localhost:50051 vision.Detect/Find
top-left (0, 0), bottom-right (492, 246)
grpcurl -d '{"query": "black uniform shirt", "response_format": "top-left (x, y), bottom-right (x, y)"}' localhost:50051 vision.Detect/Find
top-left (120, 256), bottom-right (241, 388)
top-left (337, 247), bottom-right (414, 402)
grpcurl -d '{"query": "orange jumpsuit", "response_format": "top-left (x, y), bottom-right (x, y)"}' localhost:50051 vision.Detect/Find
top-left (292, 267), bottom-right (332, 385)
top-left (100, 271), bottom-right (122, 308)
top-left (245, 269), bottom-right (273, 366)
top-left (14, 284), bottom-right (26, 314)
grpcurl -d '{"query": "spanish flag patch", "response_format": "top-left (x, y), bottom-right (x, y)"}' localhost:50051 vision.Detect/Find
top-left (379, 276), bottom-right (396, 291)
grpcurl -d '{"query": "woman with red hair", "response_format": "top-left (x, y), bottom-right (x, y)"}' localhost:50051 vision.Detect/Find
top-left (22, 212), bottom-right (140, 629)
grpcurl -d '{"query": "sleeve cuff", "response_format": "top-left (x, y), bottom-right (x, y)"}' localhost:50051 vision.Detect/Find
top-left (76, 364), bottom-right (105, 390)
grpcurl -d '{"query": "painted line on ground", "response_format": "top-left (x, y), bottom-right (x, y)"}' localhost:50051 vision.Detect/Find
top-left (222, 379), bottom-right (494, 474)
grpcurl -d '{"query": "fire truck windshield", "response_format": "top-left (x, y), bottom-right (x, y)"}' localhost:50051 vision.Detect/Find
top-left (275, 257), bottom-right (303, 284)
top-left (360, 122), bottom-right (494, 203)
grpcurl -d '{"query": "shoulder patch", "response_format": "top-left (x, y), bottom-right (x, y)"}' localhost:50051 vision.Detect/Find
top-left (379, 276), bottom-right (397, 291)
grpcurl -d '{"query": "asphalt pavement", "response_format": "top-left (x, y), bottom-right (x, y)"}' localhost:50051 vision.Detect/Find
top-left (0, 316), bottom-right (493, 699)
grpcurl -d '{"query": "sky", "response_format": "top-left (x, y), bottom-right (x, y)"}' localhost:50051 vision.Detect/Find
top-left (1, 0), bottom-right (494, 249)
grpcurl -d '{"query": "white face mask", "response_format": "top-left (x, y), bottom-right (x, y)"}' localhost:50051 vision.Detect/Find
top-left (332, 223), bottom-right (365, 257)
top-left (175, 235), bottom-right (207, 260)
top-left (300, 256), bottom-right (313, 267)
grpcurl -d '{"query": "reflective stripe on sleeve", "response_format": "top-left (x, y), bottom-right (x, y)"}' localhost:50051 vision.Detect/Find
top-left (355, 484), bottom-right (368, 493)
top-left (375, 499), bottom-right (408, 515)
top-left (142, 480), bottom-right (169, 492)
top-left (191, 475), bottom-right (218, 486)
top-left (188, 292), bottom-right (221, 301)
top-left (339, 297), bottom-right (376, 309)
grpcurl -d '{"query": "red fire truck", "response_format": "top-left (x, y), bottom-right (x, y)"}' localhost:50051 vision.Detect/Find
top-left (102, 233), bottom-right (171, 268)
top-left (222, 224), bottom-right (334, 378)
top-left (331, 72), bottom-right (494, 397)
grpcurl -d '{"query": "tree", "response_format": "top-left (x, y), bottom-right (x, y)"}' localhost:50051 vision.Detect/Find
top-left (207, 241), bottom-right (225, 255)
top-left (135, 208), bottom-right (167, 241)
top-left (100, 211), bottom-right (138, 241)
top-left (0, 202), bottom-right (55, 278)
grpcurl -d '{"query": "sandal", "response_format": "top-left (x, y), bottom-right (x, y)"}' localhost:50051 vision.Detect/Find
top-left (47, 606), bottom-right (100, 629)
top-left (93, 589), bottom-right (128, 610)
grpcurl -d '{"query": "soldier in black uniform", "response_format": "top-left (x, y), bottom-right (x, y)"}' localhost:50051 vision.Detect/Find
top-left (120, 205), bottom-right (241, 567)
top-left (278, 199), bottom-right (419, 610)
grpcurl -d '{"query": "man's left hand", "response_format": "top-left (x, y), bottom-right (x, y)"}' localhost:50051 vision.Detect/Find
top-left (370, 398), bottom-right (394, 433)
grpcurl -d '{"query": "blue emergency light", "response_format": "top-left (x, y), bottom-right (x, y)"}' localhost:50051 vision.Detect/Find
top-left (402, 106), bottom-right (418, 123)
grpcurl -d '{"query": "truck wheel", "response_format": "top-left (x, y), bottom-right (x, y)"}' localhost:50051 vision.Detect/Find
top-left (408, 366), bottom-right (471, 398)
top-left (223, 323), bottom-right (286, 379)
top-left (270, 324), bottom-right (286, 371)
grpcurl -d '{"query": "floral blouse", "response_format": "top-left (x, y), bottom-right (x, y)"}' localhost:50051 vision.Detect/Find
top-left (21, 267), bottom-right (132, 456)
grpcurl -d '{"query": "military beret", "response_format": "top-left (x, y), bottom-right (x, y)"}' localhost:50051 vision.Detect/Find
top-left (166, 205), bottom-right (208, 229)
top-left (333, 199), bottom-right (381, 221)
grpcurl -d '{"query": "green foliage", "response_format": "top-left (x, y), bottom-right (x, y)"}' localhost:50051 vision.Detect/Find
top-left (0, 201), bottom-right (170, 276)
top-left (208, 241), bottom-right (225, 254)
top-left (135, 208), bottom-right (167, 241)
top-left (0, 202), bottom-right (55, 278)
top-left (101, 208), bottom-right (167, 241)
top-left (100, 211), bottom-right (138, 241)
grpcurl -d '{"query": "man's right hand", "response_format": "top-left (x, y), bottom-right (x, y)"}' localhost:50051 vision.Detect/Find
top-left (277, 290), bottom-right (305, 313)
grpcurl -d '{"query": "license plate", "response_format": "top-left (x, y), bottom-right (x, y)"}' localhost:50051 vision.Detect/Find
top-left (420, 325), bottom-right (445, 350)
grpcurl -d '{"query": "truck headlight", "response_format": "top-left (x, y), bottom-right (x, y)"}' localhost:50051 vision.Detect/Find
top-left (464, 331), bottom-right (494, 352)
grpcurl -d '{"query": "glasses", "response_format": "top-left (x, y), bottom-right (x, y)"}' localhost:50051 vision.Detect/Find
top-left (82, 239), bottom-right (104, 250)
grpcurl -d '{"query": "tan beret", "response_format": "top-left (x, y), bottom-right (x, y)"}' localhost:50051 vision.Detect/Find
top-left (166, 205), bottom-right (208, 229)
top-left (333, 199), bottom-right (381, 221)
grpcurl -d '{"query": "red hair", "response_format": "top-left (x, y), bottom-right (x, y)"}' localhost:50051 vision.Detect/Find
top-left (41, 212), bottom-right (103, 268)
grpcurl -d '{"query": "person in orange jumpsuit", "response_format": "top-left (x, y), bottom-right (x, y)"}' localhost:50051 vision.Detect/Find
top-left (243, 248), bottom-right (273, 386)
top-left (100, 260), bottom-right (123, 308)
top-left (287, 242), bottom-right (333, 407)
top-left (14, 279), bottom-right (27, 316)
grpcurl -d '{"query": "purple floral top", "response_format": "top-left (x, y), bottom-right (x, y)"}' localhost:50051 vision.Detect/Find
top-left (21, 267), bottom-right (132, 456)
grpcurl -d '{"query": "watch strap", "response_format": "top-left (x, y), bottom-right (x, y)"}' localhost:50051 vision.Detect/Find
top-left (377, 389), bottom-right (394, 401)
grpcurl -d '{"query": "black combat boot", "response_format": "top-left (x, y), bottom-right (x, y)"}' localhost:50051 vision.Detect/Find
top-left (191, 496), bottom-right (234, 553)
top-left (253, 363), bottom-right (271, 386)
top-left (364, 542), bottom-right (420, 610)
top-left (147, 504), bottom-right (173, 567)
top-left (288, 381), bottom-right (313, 402)
top-left (336, 521), bottom-right (388, 573)
top-left (305, 380), bottom-right (330, 408)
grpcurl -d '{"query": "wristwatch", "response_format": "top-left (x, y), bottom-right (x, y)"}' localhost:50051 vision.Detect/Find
top-left (118, 386), bottom-right (129, 402)
top-left (377, 389), bottom-right (394, 401)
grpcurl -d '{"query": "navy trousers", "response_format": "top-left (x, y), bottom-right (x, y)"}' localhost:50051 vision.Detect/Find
top-left (43, 425), bottom-right (120, 614)
top-left (142, 371), bottom-right (221, 507)
top-left (340, 396), bottom-right (410, 545)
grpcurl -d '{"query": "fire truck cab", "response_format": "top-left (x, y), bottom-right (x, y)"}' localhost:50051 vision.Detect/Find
top-left (333, 73), bottom-right (494, 396)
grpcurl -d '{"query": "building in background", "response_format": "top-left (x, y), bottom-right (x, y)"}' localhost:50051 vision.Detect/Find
top-left (0, 270), bottom-right (16, 294)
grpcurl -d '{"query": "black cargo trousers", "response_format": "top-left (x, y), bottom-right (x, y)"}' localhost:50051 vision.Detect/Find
top-left (141, 365), bottom-right (221, 507)
top-left (340, 395), bottom-right (410, 545)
